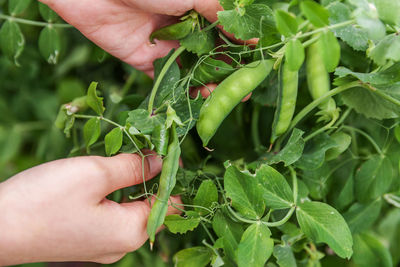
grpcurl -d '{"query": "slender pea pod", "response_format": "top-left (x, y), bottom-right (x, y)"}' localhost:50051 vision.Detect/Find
top-left (197, 59), bottom-right (274, 146)
top-left (306, 39), bottom-right (337, 121)
top-left (147, 123), bottom-right (181, 247)
top-left (271, 63), bottom-right (298, 143)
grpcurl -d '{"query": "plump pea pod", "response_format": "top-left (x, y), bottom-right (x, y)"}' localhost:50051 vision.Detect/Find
top-left (150, 19), bottom-right (194, 42)
top-left (271, 63), bottom-right (298, 143)
top-left (197, 59), bottom-right (274, 146)
top-left (147, 123), bottom-right (181, 246)
top-left (306, 39), bottom-right (337, 119)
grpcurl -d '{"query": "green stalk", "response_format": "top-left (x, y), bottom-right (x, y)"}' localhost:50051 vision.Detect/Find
top-left (0, 14), bottom-right (73, 28)
top-left (147, 46), bottom-right (186, 113)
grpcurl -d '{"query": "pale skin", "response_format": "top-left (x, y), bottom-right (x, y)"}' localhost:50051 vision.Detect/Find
top-left (0, 0), bottom-right (226, 265)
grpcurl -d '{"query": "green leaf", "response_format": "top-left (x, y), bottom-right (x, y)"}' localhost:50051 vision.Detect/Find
top-left (104, 127), bottom-right (123, 156)
top-left (328, 2), bottom-right (368, 51)
top-left (86, 82), bottom-right (105, 116)
top-left (343, 199), bottom-right (382, 234)
top-left (356, 14), bottom-right (386, 41)
top-left (296, 133), bottom-right (337, 170)
top-left (38, 2), bottom-right (59, 22)
top-left (395, 125), bottom-right (400, 144)
top-left (180, 28), bottom-right (216, 55)
top-left (164, 211), bottom-right (201, 234)
top-left (0, 20), bottom-right (25, 65)
top-left (224, 164), bottom-right (265, 219)
top-left (325, 132), bottom-right (352, 161)
top-left (318, 31), bottom-right (340, 72)
top-left (140, 49), bottom-right (181, 109)
top-left (301, 163), bottom-right (332, 200)
top-left (353, 233), bottom-right (392, 267)
top-left (334, 169), bottom-right (355, 211)
top-left (237, 223), bottom-right (274, 267)
top-left (268, 128), bottom-right (305, 166)
top-left (8, 0), bottom-right (31, 15)
top-left (373, 0), bottom-right (400, 25)
top-left (300, 0), bottom-right (329, 28)
top-left (275, 10), bottom-right (298, 37)
top-left (64, 115), bottom-right (75, 138)
top-left (192, 57), bottom-right (235, 86)
top-left (173, 247), bottom-right (213, 267)
top-left (335, 63), bottom-right (400, 85)
top-left (166, 105), bottom-right (183, 129)
top-left (126, 109), bottom-right (165, 135)
top-left (38, 26), bottom-right (62, 64)
top-left (150, 19), bottom-right (194, 42)
top-left (83, 117), bottom-right (101, 151)
top-left (256, 165), bottom-right (294, 209)
top-left (218, 2), bottom-right (275, 40)
top-left (151, 124), bottom-right (169, 156)
top-left (172, 92), bottom-right (203, 137)
top-left (273, 243), bottom-right (297, 267)
top-left (339, 83), bottom-right (400, 120)
top-left (368, 34), bottom-right (400, 66)
top-left (193, 180), bottom-right (218, 215)
top-left (212, 210), bottom-right (243, 261)
top-left (0, 126), bottom-right (22, 164)
top-left (377, 209), bottom-right (400, 265)
top-left (296, 201), bottom-right (353, 259)
top-left (285, 39), bottom-right (305, 72)
top-left (355, 155), bottom-right (393, 203)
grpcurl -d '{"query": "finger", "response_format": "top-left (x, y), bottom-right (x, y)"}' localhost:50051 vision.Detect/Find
top-left (87, 151), bottom-right (163, 198)
top-left (104, 195), bottom-right (182, 252)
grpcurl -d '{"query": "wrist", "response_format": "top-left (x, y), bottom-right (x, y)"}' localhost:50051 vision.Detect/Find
top-left (0, 180), bottom-right (32, 265)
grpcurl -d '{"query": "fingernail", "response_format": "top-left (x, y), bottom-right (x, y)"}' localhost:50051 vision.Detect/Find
top-left (144, 150), bottom-right (162, 178)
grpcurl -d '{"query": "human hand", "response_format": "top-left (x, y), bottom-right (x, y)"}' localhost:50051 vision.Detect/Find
top-left (39, 0), bottom-right (222, 76)
top-left (0, 152), bottom-right (181, 265)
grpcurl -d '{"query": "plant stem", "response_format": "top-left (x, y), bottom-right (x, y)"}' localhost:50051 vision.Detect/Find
top-left (304, 118), bottom-right (336, 142)
top-left (251, 104), bottom-right (262, 151)
top-left (203, 20), bottom-right (219, 32)
top-left (342, 125), bottom-right (383, 155)
top-left (147, 46), bottom-right (186, 113)
top-left (328, 108), bottom-right (352, 135)
top-left (265, 207), bottom-right (295, 227)
top-left (364, 84), bottom-right (400, 107)
top-left (227, 205), bottom-right (295, 227)
top-left (0, 14), bottom-right (73, 28)
top-left (241, 19), bottom-right (356, 55)
top-left (288, 166), bottom-right (298, 205)
top-left (121, 71), bottom-right (138, 97)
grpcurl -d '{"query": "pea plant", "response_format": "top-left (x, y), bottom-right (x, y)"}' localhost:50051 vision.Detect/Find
top-left (3, 0), bottom-right (400, 266)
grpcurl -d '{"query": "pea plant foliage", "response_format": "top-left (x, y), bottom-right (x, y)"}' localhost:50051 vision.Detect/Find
top-left (3, 0), bottom-right (400, 266)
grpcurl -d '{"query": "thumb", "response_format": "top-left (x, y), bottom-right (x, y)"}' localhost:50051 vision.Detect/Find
top-left (90, 151), bottom-right (163, 198)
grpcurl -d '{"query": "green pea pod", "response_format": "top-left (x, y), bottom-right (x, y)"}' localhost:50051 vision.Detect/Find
top-left (306, 39), bottom-right (336, 115)
top-left (150, 19), bottom-right (194, 42)
top-left (197, 59), bottom-right (274, 146)
top-left (151, 124), bottom-right (169, 156)
top-left (147, 123), bottom-right (181, 246)
top-left (192, 58), bottom-right (236, 86)
top-left (271, 63), bottom-right (298, 143)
